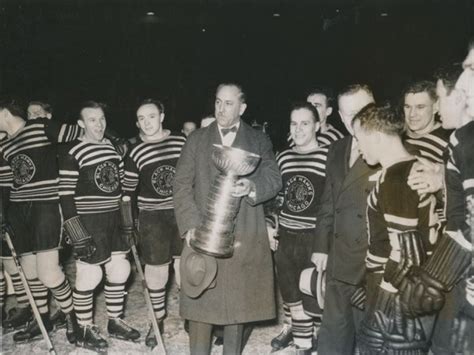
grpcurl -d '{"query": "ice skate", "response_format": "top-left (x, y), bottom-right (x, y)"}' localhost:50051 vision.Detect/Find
top-left (107, 317), bottom-right (140, 342)
top-left (270, 324), bottom-right (293, 352)
top-left (2, 306), bottom-right (32, 332)
top-left (76, 324), bottom-right (108, 353)
top-left (13, 313), bottom-right (52, 343)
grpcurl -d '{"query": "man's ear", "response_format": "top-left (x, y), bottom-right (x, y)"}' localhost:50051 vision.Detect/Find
top-left (239, 103), bottom-right (248, 116)
top-left (315, 122), bottom-right (321, 133)
top-left (46, 113), bottom-right (53, 120)
top-left (326, 107), bottom-right (333, 117)
top-left (77, 119), bottom-right (85, 129)
top-left (160, 113), bottom-right (165, 123)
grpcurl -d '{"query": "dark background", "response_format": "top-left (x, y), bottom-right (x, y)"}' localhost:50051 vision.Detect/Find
top-left (2, 0), bottom-right (473, 150)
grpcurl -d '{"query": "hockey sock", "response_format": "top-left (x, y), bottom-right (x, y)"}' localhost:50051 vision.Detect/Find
top-left (73, 288), bottom-right (94, 325)
top-left (290, 302), bottom-right (313, 349)
top-left (104, 281), bottom-right (126, 319)
top-left (148, 287), bottom-right (166, 321)
top-left (50, 277), bottom-right (73, 313)
top-left (28, 278), bottom-right (49, 314)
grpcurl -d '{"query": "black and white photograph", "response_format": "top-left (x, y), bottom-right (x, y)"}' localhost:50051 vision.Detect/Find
top-left (1, 0), bottom-right (474, 354)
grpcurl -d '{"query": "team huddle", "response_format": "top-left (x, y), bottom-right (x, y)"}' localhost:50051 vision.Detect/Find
top-left (0, 40), bottom-right (473, 355)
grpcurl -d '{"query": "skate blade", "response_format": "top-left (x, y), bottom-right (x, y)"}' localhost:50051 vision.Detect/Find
top-left (271, 342), bottom-right (294, 353)
top-left (2, 325), bottom-right (26, 334)
top-left (76, 340), bottom-right (108, 354)
top-left (108, 333), bottom-right (140, 343)
top-left (13, 332), bottom-right (52, 344)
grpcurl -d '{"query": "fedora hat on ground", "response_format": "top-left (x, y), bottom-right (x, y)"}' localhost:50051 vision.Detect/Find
top-left (299, 267), bottom-right (326, 309)
top-left (180, 244), bottom-right (218, 298)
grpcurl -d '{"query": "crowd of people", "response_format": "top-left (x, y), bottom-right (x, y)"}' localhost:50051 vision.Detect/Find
top-left (0, 39), bottom-right (473, 355)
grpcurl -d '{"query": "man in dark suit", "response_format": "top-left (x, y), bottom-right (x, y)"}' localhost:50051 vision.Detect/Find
top-left (173, 82), bottom-right (282, 355)
top-left (312, 84), bottom-right (378, 355)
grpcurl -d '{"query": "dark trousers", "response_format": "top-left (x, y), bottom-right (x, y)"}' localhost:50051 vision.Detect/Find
top-left (317, 276), bottom-right (364, 355)
top-left (189, 321), bottom-right (244, 355)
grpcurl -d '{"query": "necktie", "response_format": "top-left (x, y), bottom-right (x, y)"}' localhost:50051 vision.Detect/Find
top-left (221, 126), bottom-right (238, 136)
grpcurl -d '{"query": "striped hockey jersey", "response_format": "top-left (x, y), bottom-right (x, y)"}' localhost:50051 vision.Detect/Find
top-left (58, 139), bottom-right (124, 219)
top-left (122, 133), bottom-right (186, 211)
top-left (276, 146), bottom-right (328, 230)
top-left (366, 159), bottom-right (438, 273)
top-left (0, 118), bottom-right (82, 202)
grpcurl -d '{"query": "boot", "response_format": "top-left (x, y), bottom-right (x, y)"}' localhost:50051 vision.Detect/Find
top-left (50, 309), bottom-right (67, 330)
top-left (13, 313), bottom-right (53, 343)
top-left (2, 306), bottom-right (32, 330)
top-left (65, 312), bottom-right (80, 344)
top-left (145, 321), bottom-right (164, 349)
top-left (271, 324), bottom-right (293, 351)
top-left (76, 324), bottom-right (108, 353)
top-left (107, 317), bottom-right (140, 342)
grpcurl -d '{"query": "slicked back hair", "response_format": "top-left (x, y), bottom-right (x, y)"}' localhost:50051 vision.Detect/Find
top-left (216, 82), bottom-right (247, 103)
top-left (306, 86), bottom-right (334, 107)
top-left (338, 84), bottom-right (374, 101)
top-left (28, 101), bottom-right (53, 114)
top-left (352, 103), bottom-right (404, 137)
top-left (290, 102), bottom-right (320, 123)
top-left (403, 80), bottom-right (437, 102)
top-left (79, 101), bottom-right (107, 120)
top-left (434, 64), bottom-right (464, 96)
top-left (137, 98), bottom-right (165, 115)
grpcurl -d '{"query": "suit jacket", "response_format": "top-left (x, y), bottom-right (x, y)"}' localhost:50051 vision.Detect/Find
top-left (173, 120), bottom-right (282, 325)
top-left (313, 136), bottom-right (380, 285)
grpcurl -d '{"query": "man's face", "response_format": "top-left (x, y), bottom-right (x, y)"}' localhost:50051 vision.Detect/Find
top-left (455, 48), bottom-right (474, 119)
top-left (136, 104), bottom-right (164, 137)
top-left (214, 85), bottom-right (247, 128)
top-left (290, 108), bottom-right (318, 149)
top-left (353, 120), bottom-right (380, 166)
top-left (436, 79), bottom-right (464, 129)
top-left (78, 107), bottom-right (106, 143)
top-left (403, 92), bottom-right (437, 135)
top-left (27, 104), bottom-right (51, 120)
top-left (307, 94), bottom-right (332, 125)
top-left (182, 122), bottom-right (197, 137)
top-left (338, 90), bottom-right (374, 135)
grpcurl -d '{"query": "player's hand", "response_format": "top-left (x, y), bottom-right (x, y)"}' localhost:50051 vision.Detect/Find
top-left (311, 252), bottom-right (328, 272)
top-left (232, 178), bottom-right (256, 198)
top-left (407, 157), bottom-right (444, 195)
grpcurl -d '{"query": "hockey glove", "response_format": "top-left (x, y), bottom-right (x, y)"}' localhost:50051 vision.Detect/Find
top-left (63, 216), bottom-right (97, 261)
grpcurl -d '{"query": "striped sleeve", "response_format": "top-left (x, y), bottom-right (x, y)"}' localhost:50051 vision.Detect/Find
top-left (58, 145), bottom-right (80, 220)
top-left (123, 155), bottom-right (139, 196)
top-left (0, 153), bottom-right (13, 189)
top-left (44, 119), bottom-right (82, 143)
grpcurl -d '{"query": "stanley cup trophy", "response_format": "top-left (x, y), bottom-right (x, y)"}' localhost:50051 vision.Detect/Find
top-left (190, 144), bottom-right (261, 258)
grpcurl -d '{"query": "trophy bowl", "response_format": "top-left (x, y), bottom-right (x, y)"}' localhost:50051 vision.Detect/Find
top-left (211, 144), bottom-right (261, 176)
top-left (191, 145), bottom-right (261, 257)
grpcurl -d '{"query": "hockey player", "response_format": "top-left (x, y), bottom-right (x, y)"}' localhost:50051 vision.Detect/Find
top-left (0, 101), bottom-right (80, 343)
top-left (271, 102), bottom-right (328, 354)
top-left (352, 103), bottom-right (438, 354)
top-left (415, 41), bottom-right (474, 354)
top-left (306, 87), bottom-right (345, 146)
top-left (58, 101), bottom-right (139, 352)
top-left (403, 81), bottom-right (452, 225)
top-left (122, 99), bottom-right (186, 349)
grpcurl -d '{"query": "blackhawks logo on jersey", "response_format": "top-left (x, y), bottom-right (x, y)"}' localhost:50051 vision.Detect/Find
top-left (11, 154), bottom-right (36, 185)
top-left (285, 175), bottom-right (314, 213)
top-left (151, 165), bottom-right (175, 197)
top-left (94, 161), bottom-right (119, 193)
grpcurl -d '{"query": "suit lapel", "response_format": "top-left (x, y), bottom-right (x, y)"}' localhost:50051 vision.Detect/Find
top-left (340, 157), bottom-right (373, 193)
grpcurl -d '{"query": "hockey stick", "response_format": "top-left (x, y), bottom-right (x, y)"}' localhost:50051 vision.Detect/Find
top-left (120, 196), bottom-right (166, 355)
top-left (3, 228), bottom-right (57, 355)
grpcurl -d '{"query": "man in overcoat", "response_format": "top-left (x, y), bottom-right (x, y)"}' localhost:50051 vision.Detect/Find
top-left (312, 84), bottom-right (379, 354)
top-left (173, 82), bottom-right (282, 355)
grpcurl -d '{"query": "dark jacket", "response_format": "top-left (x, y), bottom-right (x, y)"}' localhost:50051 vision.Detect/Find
top-left (173, 120), bottom-right (282, 325)
top-left (313, 136), bottom-right (380, 285)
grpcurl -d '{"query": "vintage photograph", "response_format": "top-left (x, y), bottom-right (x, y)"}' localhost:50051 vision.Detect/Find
top-left (1, 0), bottom-right (474, 354)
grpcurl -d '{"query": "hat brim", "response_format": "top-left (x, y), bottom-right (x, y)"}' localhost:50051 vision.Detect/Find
top-left (180, 244), bottom-right (218, 298)
top-left (299, 267), bottom-right (326, 309)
